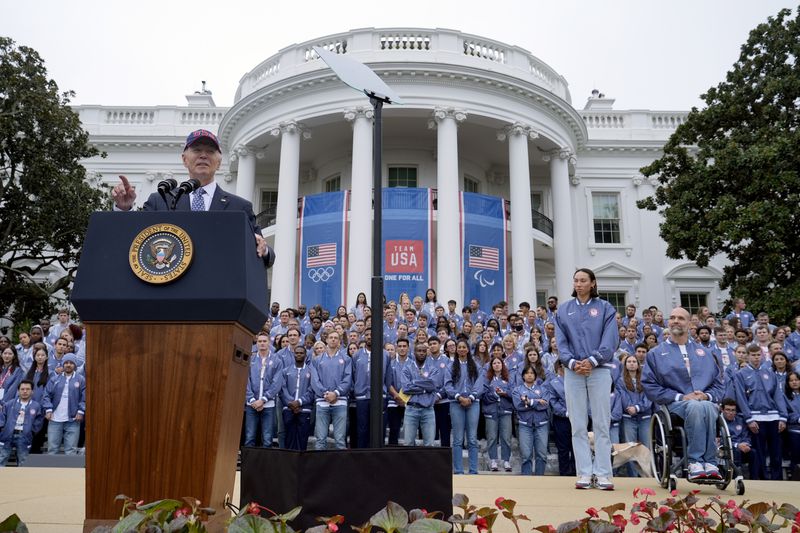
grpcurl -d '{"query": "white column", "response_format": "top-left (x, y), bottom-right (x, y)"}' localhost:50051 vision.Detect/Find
top-left (430, 107), bottom-right (467, 309)
top-left (233, 146), bottom-right (256, 202)
top-left (270, 121), bottom-right (306, 308)
top-left (546, 149), bottom-right (576, 302)
top-left (503, 123), bottom-right (538, 309)
top-left (344, 107), bottom-right (374, 307)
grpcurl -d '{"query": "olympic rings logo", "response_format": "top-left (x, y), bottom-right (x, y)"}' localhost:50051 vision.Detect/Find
top-left (308, 267), bottom-right (335, 283)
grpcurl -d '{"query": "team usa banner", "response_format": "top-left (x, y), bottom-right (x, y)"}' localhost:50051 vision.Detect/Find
top-left (299, 191), bottom-right (347, 313)
top-left (381, 188), bottom-right (432, 302)
top-left (461, 192), bottom-right (507, 306)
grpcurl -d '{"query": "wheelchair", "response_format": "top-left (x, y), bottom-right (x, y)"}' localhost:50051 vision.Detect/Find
top-left (650, 404), bottom-right (745, 494)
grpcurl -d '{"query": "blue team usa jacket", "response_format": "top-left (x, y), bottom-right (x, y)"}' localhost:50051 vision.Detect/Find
top-left (641, 340), bottom-right (724, 404)
top-left (554, 298), bottom-right (619, 371)
top-left (0, 398), bottom-right (44, 448)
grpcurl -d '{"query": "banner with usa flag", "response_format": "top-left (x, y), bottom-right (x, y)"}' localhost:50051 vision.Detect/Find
top-left (381, 188), bottom-right (432, 302)
top-left (461, 192), bottom-right (507, 306)
top-left (299, 191), bottom-right (347, 312)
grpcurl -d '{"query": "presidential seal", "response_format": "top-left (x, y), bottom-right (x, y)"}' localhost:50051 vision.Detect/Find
top-left (129, 224), bottom-right (193, 284)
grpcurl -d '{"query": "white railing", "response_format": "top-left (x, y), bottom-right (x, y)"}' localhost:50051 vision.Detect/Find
top-left (238, 28), bottom-right (571, 102)
top-left (582, 113), bottom-right (626, 129)
top-left (180, 111), bottom-right (226, 125)
top-left (651, 113), bottom-right (688, 129)
top-left (105, 110), bottom-right (155, 124)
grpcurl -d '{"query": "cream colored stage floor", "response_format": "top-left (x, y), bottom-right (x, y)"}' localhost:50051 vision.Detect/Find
top-left (0, 469), bottom-right (795, 532)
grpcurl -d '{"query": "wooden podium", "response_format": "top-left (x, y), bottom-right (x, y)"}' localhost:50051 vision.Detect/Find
top-left (71, 212), bottom-right (269, 531)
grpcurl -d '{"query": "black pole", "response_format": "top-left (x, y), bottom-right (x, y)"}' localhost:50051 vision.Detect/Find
top-left (369, 96), bottom-right (385, 448)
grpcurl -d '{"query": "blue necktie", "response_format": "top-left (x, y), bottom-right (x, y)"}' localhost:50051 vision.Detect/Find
top-left (191, 188), bottom-right (206, 211)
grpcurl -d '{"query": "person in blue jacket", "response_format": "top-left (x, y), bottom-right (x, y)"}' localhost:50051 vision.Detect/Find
top-left (401, 343), bottom-right (442, 446)
top-left (721, 398), bottom-right (759, 479)
top-left (387, 338), bottom-right (413, 446)
top-left (733, 344), bottom-right (787, 480)
top-left (784, 371), bottom-right (800, 478)
top-left (0, 380), bottom-right (44, 466)
top-left (554, 267), bottom-right (618, 490)
top-left (42, 354), bottom-right (86, 455)
top-left (642, 307), bottom-right (725, 481)
top-left (445, 340), bottom-right (483, 474)
top-left (280, 345), bottom-right (315, 450)
top-left (244, 332), bottom-right (284, 448)
top-left (618, 353), bottom-right (653, 449)
top-left (310, 331), bottom-right (352, 450)
top-left (512, 362), bottom-right (550, 475)
top-left (0, 346), bottom-right (24, 404)
top-left (545, 360), bottom-right (575, 476)
top-left (351, 329), bottom-right (392, 448)
top-left (482, 355), bottom-right (513, 472)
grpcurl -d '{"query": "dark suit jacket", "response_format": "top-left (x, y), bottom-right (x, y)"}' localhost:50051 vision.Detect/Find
top-left (143, 184), bottom-right (276, 269)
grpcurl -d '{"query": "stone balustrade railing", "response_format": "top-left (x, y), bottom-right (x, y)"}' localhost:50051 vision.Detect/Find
top-left (237, 27), bottom-right (571, 103)
top-left (580, 111), bottom-right (689, 132)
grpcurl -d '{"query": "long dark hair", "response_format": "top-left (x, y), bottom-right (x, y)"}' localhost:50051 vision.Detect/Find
top-left (485, 354), bottom-right (509, 381)
top-left (24, 345), bottom-right (49, 388)
top-left (451, 340), bottom-right (478, 383)
top-left (1, 344), bottom-right (20, 371)
top-left (571, 267), bottom-right (600, 298)
top-left (622, 354), bottom-right (643, 393)
top-left (785, 371), bottom-right (800, 401)
top-left (523, 348), bottom-right (546, 381)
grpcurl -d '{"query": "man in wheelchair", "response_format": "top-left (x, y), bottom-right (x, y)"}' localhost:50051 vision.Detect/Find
top-left (642, 307), bottom-right (725, 481)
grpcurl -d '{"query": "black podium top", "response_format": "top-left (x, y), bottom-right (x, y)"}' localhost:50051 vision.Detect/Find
top-left (71, 211), bottom-right (269, 333)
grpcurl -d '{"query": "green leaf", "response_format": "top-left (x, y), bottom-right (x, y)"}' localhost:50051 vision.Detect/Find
top-left (272, 506), bottom-right (302, 523)
top-left (451, 494), bottom-right (469, 508)
top-left (166, 516), bottom-right (189, 532)
top-left (112, 510), bottom-right (147, 533)
top-left (228, 514), bottom-right (281, 533)
top-left (370, 502), bottom-right (409, 533)
top-left (555, 520), bottom-right (583, 533)
top-left (646, 511), bottom-right (676, 533)
top-left (0, 514), bottom-right (28, 533)
top-left (138, 499), bottom-right (183, 512)
top-left (407, 518), bottom-right (452, 533)
top-left (587, 522), bottom-right (620, 533)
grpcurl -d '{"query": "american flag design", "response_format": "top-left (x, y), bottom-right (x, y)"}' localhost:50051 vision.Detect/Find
top-left (306, 243), bottom-right (337, 267)
top-left (468, 245), bottom-right (499, 270)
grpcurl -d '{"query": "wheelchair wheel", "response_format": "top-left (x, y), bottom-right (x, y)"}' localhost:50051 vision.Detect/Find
top-left (650, 412), bottom-right (671, 488)
top-left (715, 411), bottom-right (735, 490)
top-left (736, 479), bottom-right (745, 495)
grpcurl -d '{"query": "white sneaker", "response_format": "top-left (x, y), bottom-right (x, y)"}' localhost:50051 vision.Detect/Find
top-left (575, 476), bottom-right (592, 489)
top-left (688, 462), bottom-right (706, 480)
top-left (595, 477), bottom-right (614, 491)
top-left (504, 461), bottom-right (512, 472)
top-left (490, 460), bottom-right (498, 471)
top-left (704, 463), bottom-right (722, 479)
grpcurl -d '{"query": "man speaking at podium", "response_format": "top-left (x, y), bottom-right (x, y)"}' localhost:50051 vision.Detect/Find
top-left (111, 129), bottom-right (275, 266)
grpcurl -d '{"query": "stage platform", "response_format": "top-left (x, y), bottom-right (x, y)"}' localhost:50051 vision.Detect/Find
top-left (0, 469), bottom-right (793, 532)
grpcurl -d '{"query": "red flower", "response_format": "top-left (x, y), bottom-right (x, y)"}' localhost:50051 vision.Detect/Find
top-left (640, 487), bottom-right (656, 497)
top-left (696, 508), bottom-right (708, 518)
top-left (586, 508), bottom-right (599, 518)
top-left (174, 507), bottom-right (191, 518)
top-left (733, 507), bottom-right (744, 522)
top-left (633, 488), bottom-right (640, 498)
top-left (327, 522), bottom-right (339, 532)
top-left (548, 526), bottom-right (556, 533)
top-left (794, 511), bottom-right (800, 524)
top-left (612, 514), bottom-right (627, 529)
top-left (685, 529), bottom-right (694, 533)
top-left (247, 503), bottom-right (261, 515)
top-left (670, 490), bottom-right (678, 497)
top-left (659, 506), bottom-right (669, 516)
top-left (421, 509), bottom-right (428, 515)
top-left (629, 513), bottom-right (641, 526)
top-left (727, 500), bottom-right (738, 509)
top-left (475, 517), bottom-right (489, 532)
top-left (495, 497), bottom-right (506, 509)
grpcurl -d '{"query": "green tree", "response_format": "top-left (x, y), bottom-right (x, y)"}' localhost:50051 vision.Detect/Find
top-left (0, 36), bottom-right (108, 332)
top-left (637, 7), bottom-right (800, 324)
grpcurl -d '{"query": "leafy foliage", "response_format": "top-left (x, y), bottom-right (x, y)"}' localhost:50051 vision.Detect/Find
top-left (0, 36), bottom-right (108, 330)
top-left (636, 8), bottom-right (800, 323)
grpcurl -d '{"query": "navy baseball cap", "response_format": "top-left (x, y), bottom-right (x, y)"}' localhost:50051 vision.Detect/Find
top-left (184, 129), bottom-right (221, 152)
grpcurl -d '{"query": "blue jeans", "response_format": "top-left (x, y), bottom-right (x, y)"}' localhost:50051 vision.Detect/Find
top-left (519, 422), bottom-right (549, 475)
top-left (564, 367), bottom-right (613, 478)
top-left (622, 416), bottom-right (651, 446)
top-left (667, 400), bottom-right (718, 465)
top-left (0, 434), bottom-right (31, 466)
top-left (282, 410), bottom-right (311, 451)
top-left (47, 420), bottom-right (80, 455)
top-left (244, 405), bottom-right (276, 448)
top-left (403, 405), bottom-right (435, 446)
top-left (314, 404), bottom-right (347, 450)
top-left (450, 401), bottom-right (479, 474)
top-left (485, 414), bottom-right (511, 461)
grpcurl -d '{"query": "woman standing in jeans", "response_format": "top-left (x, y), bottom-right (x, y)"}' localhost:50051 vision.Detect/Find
top-left (554, 267), bottom-right (619, 490)
top-left (445, 340), bottom-right (482, 474)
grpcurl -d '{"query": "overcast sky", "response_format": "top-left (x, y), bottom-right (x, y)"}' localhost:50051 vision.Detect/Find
top-left (2, 1), bottom-right (794, 111)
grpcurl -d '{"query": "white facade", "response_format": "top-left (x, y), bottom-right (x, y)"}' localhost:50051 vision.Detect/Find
top-left (76, 28), bottom-right (727, 313)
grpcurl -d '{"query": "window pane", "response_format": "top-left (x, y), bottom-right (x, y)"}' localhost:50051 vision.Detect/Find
top-left (591, 192), bottom-right (621, 244)
top-left (680, 293), bottom-right (708, 315)
top-left (260, 190), bottom-right (278, 216)
top-left (389, 167), bottom-right (417, 188)
top-left (464, 176), bottom-right (479, 193)
top-left (325, 175), bottom-right (341, 192)
top-left (598, 291), bottom-right (627, 315)
top-left (531, 192), bottom-right (543, 212)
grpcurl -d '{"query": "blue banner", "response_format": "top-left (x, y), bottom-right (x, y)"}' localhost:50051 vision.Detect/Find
top-left (461, 192), bottom-right (507, 306)
top-left (299, 191), bottom-right (347, 312)
top-left (381, 188), bottom-right (431, 302)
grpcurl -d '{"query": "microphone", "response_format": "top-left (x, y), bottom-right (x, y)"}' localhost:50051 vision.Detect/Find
top-left (171, 178), bottom-right (201, 209)
top-left (157, 178), bottom-right (177, 194)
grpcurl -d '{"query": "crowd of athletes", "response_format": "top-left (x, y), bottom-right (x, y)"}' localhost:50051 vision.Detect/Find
top-left (1, 294), bottom-right (799, 479)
